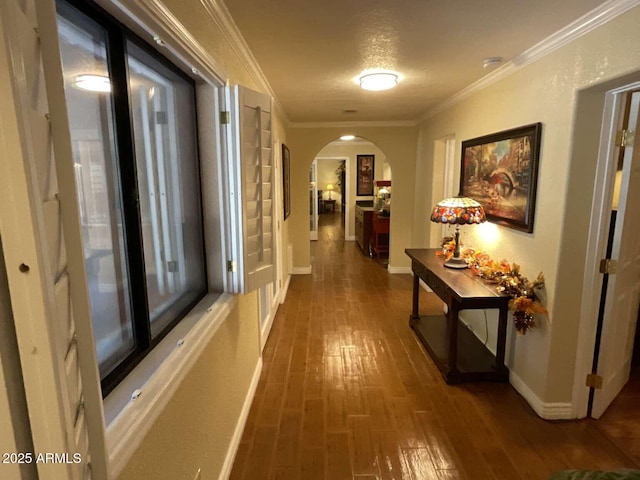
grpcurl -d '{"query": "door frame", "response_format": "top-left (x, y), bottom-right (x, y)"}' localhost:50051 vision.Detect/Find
top-left (314, 156), bottom-right (349, 240)
top-left (572, 80), bottom-right (640, 418)
top-left (310, 159), bottom-right (318, 241)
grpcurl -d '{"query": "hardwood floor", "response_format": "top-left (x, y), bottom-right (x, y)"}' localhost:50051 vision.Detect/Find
top-left (230, 212), bottom-right (639, 479)
top-left (596, 366), bottom-right (640, 466)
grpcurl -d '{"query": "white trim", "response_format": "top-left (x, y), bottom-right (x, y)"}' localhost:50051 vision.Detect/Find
top-left (387, 265), bottom-right (412, 274)
top-left (423, 0), bottom-right (640, 120)
top-left (280, 274), bottom-right (292, 304)
top-left (292, 266), bottom-right (313, 275)
top-left (260, 296), bottom-right (279, 351)
top-left (106, 294), bottom-right (237, 478)
top-left (510, 371), bottom-right (574, 420)
top-left (97, 0), bottom-right (226, 85)
top-left (197, 0), bottom-right (287, 122)
top-left (218, 356), bottom-right (262, 480)
top-left (290, 120), bottom-right (417, 128)
top-left (419, 279), bottom-right (433, 293)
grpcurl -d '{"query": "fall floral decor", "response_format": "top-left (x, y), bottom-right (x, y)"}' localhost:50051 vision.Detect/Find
top-left (437, 238), bottom-right (547, 335)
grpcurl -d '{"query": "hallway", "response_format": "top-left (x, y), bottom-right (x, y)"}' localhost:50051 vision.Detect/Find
top-left (230, 212), bottom-right (638, 479)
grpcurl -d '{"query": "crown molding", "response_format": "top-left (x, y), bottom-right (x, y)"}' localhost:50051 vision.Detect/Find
top-left (289, 120), bottom-right (417, 129)
top-left (199, 0), bottom-right (289, 123)
top-left (422, 0), bottom-right (640, 120)
top-left (102, 0), bottom-right (227, 84)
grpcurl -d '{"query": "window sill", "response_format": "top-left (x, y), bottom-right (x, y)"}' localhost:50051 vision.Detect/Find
top-left (104, 292), bottom-right (237, 478)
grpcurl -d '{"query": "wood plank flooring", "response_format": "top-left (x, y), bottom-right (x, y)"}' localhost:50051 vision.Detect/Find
top-left (596, 365), bottom-right (640, 466)
top-left (230, 212), bottom-right (639, 480)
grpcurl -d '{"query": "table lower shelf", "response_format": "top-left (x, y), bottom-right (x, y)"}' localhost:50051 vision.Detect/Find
top-left (410, 314), bottom-right (508, 384)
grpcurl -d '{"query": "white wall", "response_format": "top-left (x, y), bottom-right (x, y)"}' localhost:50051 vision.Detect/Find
top-left (315, 158), bottom-right (343, 207)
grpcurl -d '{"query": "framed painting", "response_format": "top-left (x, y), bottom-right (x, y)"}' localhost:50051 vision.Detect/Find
top-left (356, 154), bottom-right (375, 196)
top-left (459, 123), bottom-right (542, 233)
top-left (282, 143), bottom-right (291, 220)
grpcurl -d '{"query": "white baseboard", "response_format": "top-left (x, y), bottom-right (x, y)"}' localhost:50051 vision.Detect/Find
top-left (346, 235), bottom-right (356, 241)
top-left (219, 357), bottom-right (263, 480)
top-left (292, 266), bottom-right (312, 275)
top-left (509, 370), bottom-right (574, 420)
top-left (419, 279), bottom-right (433, 293)
top-left (280, 274), bottom-right (291, 304)
top-left (387, 265), bottom-right (412, 274)
top-left (260, 305), bottom-right (278, 352)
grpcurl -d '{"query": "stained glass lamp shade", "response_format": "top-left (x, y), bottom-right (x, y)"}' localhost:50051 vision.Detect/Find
top-left (430, 196), bottom-right (486, 268)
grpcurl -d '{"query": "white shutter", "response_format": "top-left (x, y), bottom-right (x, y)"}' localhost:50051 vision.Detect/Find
top-left (0, 0), bottom-right (106, 478)
top-left (227, 85), bottom-right (275, 294)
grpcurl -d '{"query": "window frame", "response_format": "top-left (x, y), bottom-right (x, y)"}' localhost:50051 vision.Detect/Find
top-left (58, 0), bottom-right (210, 397)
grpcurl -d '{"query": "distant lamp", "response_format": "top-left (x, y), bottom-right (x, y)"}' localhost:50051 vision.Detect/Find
top-left (326, 183), bottom-right (334, 199)
top-left (430, 196), bottom-right (486, 269)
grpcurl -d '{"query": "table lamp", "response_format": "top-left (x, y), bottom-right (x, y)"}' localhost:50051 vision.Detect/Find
top-left (430, 196), bottom-right (486, 268)
top-left (326, 183), bottom-right (334, 199)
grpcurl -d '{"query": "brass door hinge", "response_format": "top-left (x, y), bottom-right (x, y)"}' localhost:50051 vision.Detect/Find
top-left (220, 111), bottom-right (230, 124)
top-left (599, 258), bottom-right (618, 275)
top-left (615, 129), bottom-right (635, 147)
top-left (586, 373), bottom-right (603, 389)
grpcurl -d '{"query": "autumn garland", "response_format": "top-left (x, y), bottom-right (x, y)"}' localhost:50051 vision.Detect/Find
top-left (437, 238), bottom-right (547, 335)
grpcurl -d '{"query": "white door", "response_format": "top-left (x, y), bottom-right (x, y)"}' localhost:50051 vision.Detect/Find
top-left (592, 91), bottom-right (640, 418)
top-left (310, 160), bottom-right (319, 241)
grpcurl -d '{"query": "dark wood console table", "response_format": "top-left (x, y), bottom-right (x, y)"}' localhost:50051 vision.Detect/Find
top-left (405, 248), bottom-right (510, 384)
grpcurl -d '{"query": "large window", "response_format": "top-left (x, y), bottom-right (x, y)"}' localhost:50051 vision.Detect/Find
top-left (57, 0), bottom-right (207, 395)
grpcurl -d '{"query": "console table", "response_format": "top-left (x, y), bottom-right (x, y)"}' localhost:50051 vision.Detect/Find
top-left (405, 248), bottom-right (510, 384)
top-left (324, 199), bottom-right (336, 213)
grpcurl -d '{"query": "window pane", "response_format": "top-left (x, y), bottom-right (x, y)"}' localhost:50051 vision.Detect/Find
top-left (57, 5), bottom-right (135, 377)
top-left (126, 42), bottom-right (206, 337)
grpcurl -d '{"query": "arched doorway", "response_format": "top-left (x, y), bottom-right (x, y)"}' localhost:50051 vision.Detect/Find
top-left (309, 137), bottom-right (393, 262)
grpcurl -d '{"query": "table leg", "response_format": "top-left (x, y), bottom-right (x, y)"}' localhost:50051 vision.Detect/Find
top-left (446, 303), bottom-right (460, 381)
top-left (410, 269), bottom-right (420, 327)
top-left (495, 306), bottom-right (509, 377)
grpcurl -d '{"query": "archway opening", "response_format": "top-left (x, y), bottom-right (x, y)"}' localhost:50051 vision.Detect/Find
top-left (309, 137), bottom-right (393, 263)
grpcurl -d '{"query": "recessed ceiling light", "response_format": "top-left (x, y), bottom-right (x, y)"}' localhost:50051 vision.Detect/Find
top-left (74, 74), bottom-right (111, 93)
top-left (340, 135), bottom-right (355, 141)
top-left (359, 71), bottom-right (399, 91)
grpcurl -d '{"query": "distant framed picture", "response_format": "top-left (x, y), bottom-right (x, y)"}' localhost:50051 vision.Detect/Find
top-left (459, 123), bottom-right (542, 233)
top-left (282, 143), bottom-right (291, 220)
top-left (356, 154), bottom-right (375, 196)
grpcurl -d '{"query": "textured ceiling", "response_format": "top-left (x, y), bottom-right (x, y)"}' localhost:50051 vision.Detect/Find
top-left (222, 0), bottom-right (607, 123)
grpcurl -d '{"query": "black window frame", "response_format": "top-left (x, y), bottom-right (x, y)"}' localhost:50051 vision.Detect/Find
top-left (57, 0), bottom-right (208, 397)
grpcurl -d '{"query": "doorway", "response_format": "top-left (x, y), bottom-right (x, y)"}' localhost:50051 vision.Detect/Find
top-left (309, 157), bottom-right (346, 241)
top-left (585, 88), bottom-right (640, 419)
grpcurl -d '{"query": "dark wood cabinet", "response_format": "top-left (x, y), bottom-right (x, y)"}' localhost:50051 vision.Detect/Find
top-left (355, 205), bottom-right (373, 255)
top-left (371, 214), bottom-right (389, 259)
top-left (405, 248), bottom-right (510, 384)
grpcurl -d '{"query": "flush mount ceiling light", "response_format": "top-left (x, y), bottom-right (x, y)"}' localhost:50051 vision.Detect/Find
top-left (358, 71), bottom-right (399, 91)
top-left (74, 74), bottom-right (111, 92)
top-left (483, 57), bottom-right (504, 69)
top-left (340, 135), bottom-right (355, 141)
